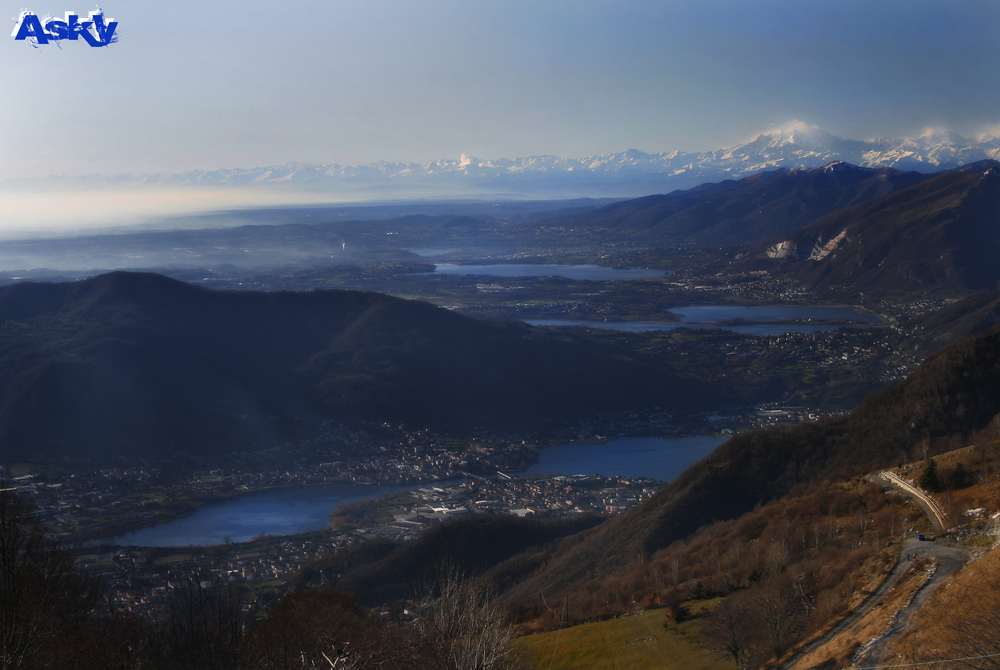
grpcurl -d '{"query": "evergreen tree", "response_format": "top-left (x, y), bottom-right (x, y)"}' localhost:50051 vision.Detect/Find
top-left (920, 458), bottom-right (941, 493)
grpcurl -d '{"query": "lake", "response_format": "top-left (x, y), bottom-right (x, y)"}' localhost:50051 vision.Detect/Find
top-left (431, 264), bottom-right (665, 281)
top-left (106, 482), bottom-right (401, 547)
top-left (667, 305), bottom-right (880, 324)
top-left (526, 319), bottom-right (858, 336)
top-left (524, 436), bottom-right (727, 481)
top-left (102, 436), bottom-right (726, 547)
top-left (526, 305), bottom-right (880, 336)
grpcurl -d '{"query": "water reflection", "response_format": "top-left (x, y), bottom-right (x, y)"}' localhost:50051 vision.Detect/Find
top-left (431, 264), bottom-right (665, 281)
top-left (526, 305), bottom-right (879, 336)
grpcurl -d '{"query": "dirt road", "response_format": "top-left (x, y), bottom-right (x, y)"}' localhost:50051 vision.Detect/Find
top-left (853, 538), bottom-right (968, 668)
top-left (776, 471), bottom-right (968, 670)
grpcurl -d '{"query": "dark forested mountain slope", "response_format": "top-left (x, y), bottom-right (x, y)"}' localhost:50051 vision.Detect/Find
top-left (502, 321), bottom-right (1000, 600)
top-left (529, 162), bottom-right (932, 246)
top-left (293, 514), bottom-right (605, 606)
top-left (742, 163), bottom-right (1000, 299)
top-left (0, 272), bottom-right (717, 462)
top-left (906, 291), bottom-right (1000, 354)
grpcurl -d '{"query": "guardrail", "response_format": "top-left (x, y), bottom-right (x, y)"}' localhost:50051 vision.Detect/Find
top-left (879, 471), bottom-right (947, 531)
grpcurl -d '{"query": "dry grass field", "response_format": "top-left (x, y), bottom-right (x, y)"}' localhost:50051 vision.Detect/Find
top-left (880, 542), bottom-right (1000, 667)
top-left (785, 557), bottom-right (937, 670)
top-left (518, 603), bottom-right (730, 670)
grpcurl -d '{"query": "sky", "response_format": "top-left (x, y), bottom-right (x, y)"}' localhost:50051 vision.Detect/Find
top-left (3, 0), bottom-right (1000, 182)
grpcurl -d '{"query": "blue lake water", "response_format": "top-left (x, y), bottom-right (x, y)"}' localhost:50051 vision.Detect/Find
top-left (102, 436), bottom-right (726, 547)
top-left (524, 436), bottom-right (727, 481)
top-left (526, 305), bottom-right (879, 336)
top-left (667, 305), bottom-right (880, 324)
top-left (106, 482), bottom-right (400, 547)
top-left (431, 264), bottom-right (665, 281)
top-left (526, 319), bottom-right (857, 336)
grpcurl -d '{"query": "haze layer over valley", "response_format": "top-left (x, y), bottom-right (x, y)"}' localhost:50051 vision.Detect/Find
top-left (5, 124), bottom-right (1000, 234)
top-left (7, 0), bottom-right (1000, 666)
top-left (5, 145), bottom-right (1000, 670)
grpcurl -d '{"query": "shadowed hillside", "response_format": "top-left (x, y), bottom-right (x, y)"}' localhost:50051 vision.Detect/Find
top-left (0, 272), bottom-right (718, 462)
top-left (529, 162), bottom-right (931, 246)
top-left (740, 163), bottom-right (1000, 299)
top-left (906, 291), bottom-right (1000, 354)
top-left (292, 514), bottom-right (605, 606)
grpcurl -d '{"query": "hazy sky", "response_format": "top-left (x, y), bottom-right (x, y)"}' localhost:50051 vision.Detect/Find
top-left (4, 0), bottom-right (1000, 181)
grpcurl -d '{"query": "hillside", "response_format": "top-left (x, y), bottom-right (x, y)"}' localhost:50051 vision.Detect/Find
top-left (527, 162), bottom-right (931, 247)
top-left (906, 291), bottom-right (1000, 354)
top-left (291, 514), bottom-right (605, 606)
top-left (741, 162), bottom-right (1000, 299)
top-left (878, 531), bottom-right (1000, 667)
top-left (0, 272), bottom-right (720, 463)
top-left (497, 321), bottom-right (1000, 600)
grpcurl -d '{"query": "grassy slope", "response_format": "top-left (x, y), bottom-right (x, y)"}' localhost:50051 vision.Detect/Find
top-left (881, 542), bottom-right (1000, 666)
top-left (518, 606), bottom-right (729, 670)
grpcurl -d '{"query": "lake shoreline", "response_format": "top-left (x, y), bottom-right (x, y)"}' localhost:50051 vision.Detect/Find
top-left (88, 435), bottom-right (730, 548)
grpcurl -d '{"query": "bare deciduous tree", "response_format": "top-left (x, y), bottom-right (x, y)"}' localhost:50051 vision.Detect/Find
top-left (751, 575), bottom-right (802, 660)
top-left (0, 485), bottom-right (98, 669)
top-left (420, 566), bottom-right (528, 670)
top-left (158, 580), bottom-right (256, 670)
top-left (254, 588), bottom-right (363, 670)
top-left (703, 592), bottom-right (759, 670)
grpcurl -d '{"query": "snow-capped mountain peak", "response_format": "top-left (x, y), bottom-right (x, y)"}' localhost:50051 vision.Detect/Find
top-left (6, 124), bottom-right (1000, 198)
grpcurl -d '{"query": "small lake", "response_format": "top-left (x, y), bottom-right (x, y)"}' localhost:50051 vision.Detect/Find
top-left (526, 320), bottom-right (856, 336)
top-left (524, 435), bottom-right (728, 481)
top-left (101, 435), bottom-right (727, 547)
top-left (526, 305), bottom-right (879, 336)
top-left (106, 482), bottom-right (402, 547)
top-left (667, 305), bottom-right (880, 325)
top-left (431, 264), bottom-right (665, 281)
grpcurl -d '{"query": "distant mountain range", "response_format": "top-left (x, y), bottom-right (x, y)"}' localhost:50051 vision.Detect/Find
top-left (7, 124), bottom-right (1000, 198)
top-left (530, 157), bottom-right (1000, 300)
top-left (529, 160), bottom-right (938, 247)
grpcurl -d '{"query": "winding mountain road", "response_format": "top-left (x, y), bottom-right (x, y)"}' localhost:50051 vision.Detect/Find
top-left (776, 472), bottom-right (967, 670)
top-left (855, 539), bottom-right (969, 668)
top-left (876, 471), bottom-right (948, 533)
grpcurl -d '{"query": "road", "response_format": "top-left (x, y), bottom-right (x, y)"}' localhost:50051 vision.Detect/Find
top-left (876, 471), bottom-right (948, 533)
top-left (776, 472), bottom-right (966, 670)
top-left (778, 538), bottom-right (969, 670)
top-left (855, 538), bottom-right (969, 668)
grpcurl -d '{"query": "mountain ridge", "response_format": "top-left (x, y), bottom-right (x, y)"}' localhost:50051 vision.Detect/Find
top-left (8, 125), bottom-right (1000, 198)
top-left (740, 163), bottom-right (1000, 298)
top-left (0, 272), bottom-right (720, 462)
top-left (523, 161), bottom-right (938, 246)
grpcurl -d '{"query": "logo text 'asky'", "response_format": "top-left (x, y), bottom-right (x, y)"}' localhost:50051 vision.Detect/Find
top-left (12, 8), bottom-right (118, 47)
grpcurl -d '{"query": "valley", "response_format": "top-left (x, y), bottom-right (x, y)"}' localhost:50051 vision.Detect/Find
top-left (11, 2), bottom-right (1000, 666)
top-left (2, 159), bottom-right (1000, 669)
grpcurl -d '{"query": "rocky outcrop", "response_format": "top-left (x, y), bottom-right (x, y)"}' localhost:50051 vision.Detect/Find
top-left (767, 240), bottom-right (799, 259)
top-left (809, 229), bottom-right (849, 261)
